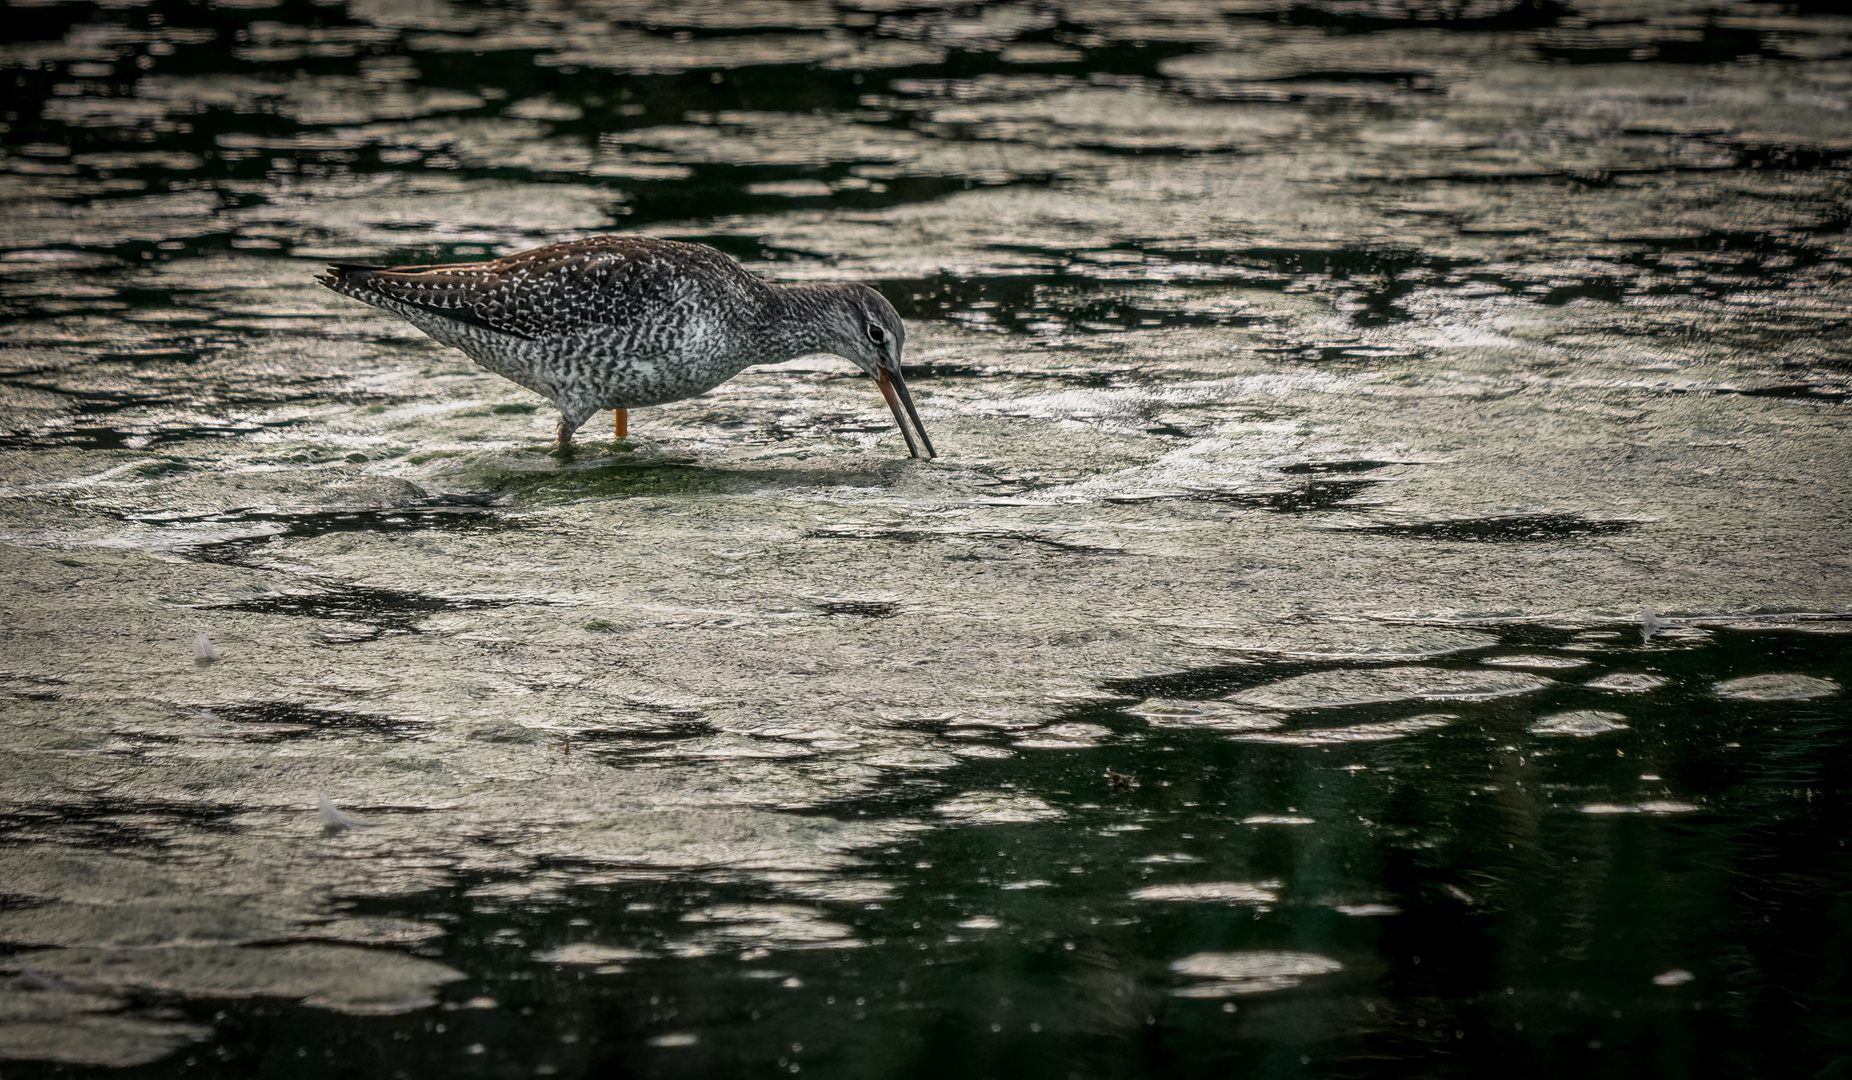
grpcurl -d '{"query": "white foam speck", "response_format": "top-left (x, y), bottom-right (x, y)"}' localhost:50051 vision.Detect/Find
top-left (317, 792), bottom-right (380, 831)
top-left (193, 632), bottom-right (223, 663)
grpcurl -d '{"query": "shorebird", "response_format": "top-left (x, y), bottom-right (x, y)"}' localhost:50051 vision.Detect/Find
top-left (317, 236), bottom-right (935, 457)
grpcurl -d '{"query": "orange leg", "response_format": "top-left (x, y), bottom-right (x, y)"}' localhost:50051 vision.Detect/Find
top-left (614, 408), bottom-right (628, 439)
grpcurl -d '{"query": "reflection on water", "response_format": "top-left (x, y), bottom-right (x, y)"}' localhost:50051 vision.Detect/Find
top-left (3, 0), bottom-right (1850, 1076)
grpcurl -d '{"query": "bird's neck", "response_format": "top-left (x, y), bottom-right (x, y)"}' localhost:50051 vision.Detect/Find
top-left (753, 284), bottom-right (846, 364)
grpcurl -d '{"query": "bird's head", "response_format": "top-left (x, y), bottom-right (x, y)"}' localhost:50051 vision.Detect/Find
top-left (818, 284), bottom-right (934, 459)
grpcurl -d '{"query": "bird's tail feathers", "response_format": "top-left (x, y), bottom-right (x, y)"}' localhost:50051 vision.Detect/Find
top-left (317, 263), bottom-right (385, 292)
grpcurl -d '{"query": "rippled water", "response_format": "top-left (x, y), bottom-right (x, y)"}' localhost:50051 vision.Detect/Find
top-left (2, 0), bottom-right (1849, 1076)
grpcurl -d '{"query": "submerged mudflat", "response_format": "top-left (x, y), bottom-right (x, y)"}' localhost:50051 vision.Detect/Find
top-left (1, 0), bottom-right (1848, 1076)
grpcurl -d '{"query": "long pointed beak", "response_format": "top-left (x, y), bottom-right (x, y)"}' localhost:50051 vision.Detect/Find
top-left (877, 367), bottom-right (936, 459)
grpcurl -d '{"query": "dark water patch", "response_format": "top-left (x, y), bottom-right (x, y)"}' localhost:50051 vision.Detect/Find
top-left (205, 584), bottom-right (520, 635)
top-left (1095, 637), bottom-right (1522, 702)
top-left (0, 795), bottom-right (243, 853)
top-left (1013, 366), bottom-right (1147, 389)
top-left (0, 374), bottom-right (384, 450)
top-left (147, 497), bottom-right (508, 560)
top-left (1537, 277), bottom-right (1629, 306)
top-left (883, 44), bottom-right (1197, 88)
top-left (485, 446), bottom-right (697, 472)
top-left (558, 713), bottom-right (724, 762)
top-left (352, 166), bottom-right (1048, 236)
top-left (0, 384), bottom-right (174, 416)
top-left (3, 14), bottom-right (978, 228)
top-left (1343, 513), bottom-right (1641, 543)
top-left (0, 674), bottom-right (68, 701)
top-left (0, 334), bottom-right (232, 367)
top-left (1618, 228), bottom-right (1838, 274)
top-left (804, 526), bottom-right (1124, 557)
top-left (198, 701), bottom-right (426, 743)
top-left (1284, 0), bottom-right (1573, 32)
top-left (1106, 478), bottom-right (1383, 513)
top-left (1274, 67), bottom-right (1440, 87)
top-left (97, 235), bottom-right (289, 271)
top-left (0, 14), bottom-right (1074, 235)
top-left (1, 371), bottom-right (373, 412)
top-left (894, 361), bottom-right (988, 380)
top-left (815, 600), bottom-right (900, 619)
top-left (0, 421), bottom-right (268, 452)
top-left (1728, 143), bottom-right (1852, 173)
top-left (665, 235), bottom-right (828, 266)
top-left (1535, 23), bottom-right (1774, 67)
top-left (1214, 478), bottom-right (1383, 513)
top-left (1103, 622), bottom-right (1583, 703)
top-left (1106, 622), bottom-right (1848, 720)
top-left (570, 65), bottom-right (903, 134)
top-left (1342, 223), bottom-right (1850, 312)
top-left (1105, 663), bottom-right (1310, 705)
top-left (1259, 342), bottom-right (1419, 364)
top-left (1148, 244), bottom-right (1437, 324)
top-left (147, 498), bottom-right (525, 632)
top-left (1156, 243), bottom-right (1439, 282)
top-left (1059, 41), bottom-right (1215, 82)
top-left (623, 167), bottom-right (1031, 226)
top-left (885, 269), bottom-right (1273, 336)
top-left (1278, 459), bottom-right (1404, 476)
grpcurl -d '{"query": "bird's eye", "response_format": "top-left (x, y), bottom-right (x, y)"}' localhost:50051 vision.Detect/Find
top-left (867, 324), bottom-right (887, 346)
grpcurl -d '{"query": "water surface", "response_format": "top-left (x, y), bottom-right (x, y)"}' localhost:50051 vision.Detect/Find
top-left (1, 0), bottom-right (1848, 1076)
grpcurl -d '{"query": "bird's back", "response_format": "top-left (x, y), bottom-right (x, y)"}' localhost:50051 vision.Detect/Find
top-left (317, 236), bottom-right (766, 347)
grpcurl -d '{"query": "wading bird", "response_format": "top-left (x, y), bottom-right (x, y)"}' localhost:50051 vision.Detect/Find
top-left (319, 236), bottom-right (935, 457)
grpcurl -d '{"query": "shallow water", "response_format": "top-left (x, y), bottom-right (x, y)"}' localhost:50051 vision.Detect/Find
top-left (2, 0), bottom-right (1849, 1076)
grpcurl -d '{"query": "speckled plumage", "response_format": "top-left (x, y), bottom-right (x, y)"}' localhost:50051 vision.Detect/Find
top-left (317, 236), bottom-right (934, 457)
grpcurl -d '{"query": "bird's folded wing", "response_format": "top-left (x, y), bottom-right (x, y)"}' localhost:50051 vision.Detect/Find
top-left (322, 247), bottom-right (646, 340)
top-left (320, 237), bottom-right (729, 340)
top-left (319, 263), bottom-right (540, 340)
